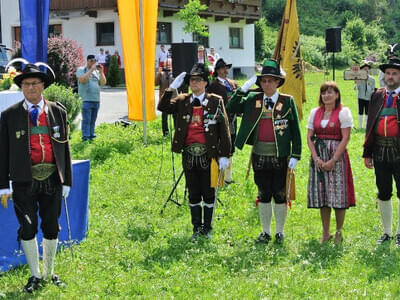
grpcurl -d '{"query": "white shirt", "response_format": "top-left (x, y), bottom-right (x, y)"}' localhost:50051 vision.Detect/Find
top-left (191, 92), bottom-right (206, 105)
top-left (263, 91), bottom-right (279, 104)
top-left (96, 53), bottom-right (106, 64)
top-left (306, 106), bottom-right (353, 130)
top-left (25, 98), bottom-right (45, 114)
top-left (158, 50), bottom-right (168, 64)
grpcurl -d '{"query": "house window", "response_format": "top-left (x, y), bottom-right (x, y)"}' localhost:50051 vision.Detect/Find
top-left (229, 27), bottom-right (243, 49)
top-left (96, 22), bottom-right (115, 46)
top-left (193, 26), bottom-right (209, 48)
top-left (157, 22), bottom-right (172, 44)
top-left (49, 24), bottom-right (62, 37)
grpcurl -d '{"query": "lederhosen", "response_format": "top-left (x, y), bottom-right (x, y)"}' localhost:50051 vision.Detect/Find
top-left (13, 102), bottom-right (62, 241)
top-left (372, 92), bottom-right (400, 200)
top-left (252, 100), bottom-right (287, 204)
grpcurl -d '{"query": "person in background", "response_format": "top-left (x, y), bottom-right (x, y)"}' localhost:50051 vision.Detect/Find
top-left (155, 57), bottom-right (175, 137)
top-left (207, 47), bottom-right (220, 66)
top-left (307, 81), bottom-right (355, 244)
top-left (227, 59), bottom-right (302, 244)
top-left (96, 48), bottom-right (106, 68)
top-left (0, 64), bottom-right (72, 292)
top-left (207, 58), bottom-right (238, 184)
top-left (76, 54), bottom-right (106, 141)
top-left (157, 44), bottom-right (168, 68)
top-left (363, 57), bottom-right (400, 246)
top-left (158, 63), bottom-right (231, 241)
top-left (104, 50), bottom-right (112, 76)
top-left (113, 50), bottom-right (121, 67)
top-left (354, 62), bottom-right (375, 129)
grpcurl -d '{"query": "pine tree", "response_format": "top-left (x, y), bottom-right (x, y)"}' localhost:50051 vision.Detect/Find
top-left (107, 55), bottom-right (121, 87)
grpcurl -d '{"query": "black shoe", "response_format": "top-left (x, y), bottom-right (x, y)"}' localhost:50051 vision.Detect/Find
top-left (256, 232), bottom-right (271, 244)
top-left (190, 227), bottom-right (202, 242)
top-left (24, 276), bottom-right (41, 293)
top-left (201, 227), bottom-right (213, 239)
top-left (275, 232), bottom-right (285, 244)
top-left (162, 131), bottom-right (169, 137)
top-left (396, 234), bottom-right (400, 246)
top-left (224, 180), bottom-right (234, 185)
top-left (377, 233), bottom-right (393, 244)
top-left (51, 275), bottom-right (66, 288)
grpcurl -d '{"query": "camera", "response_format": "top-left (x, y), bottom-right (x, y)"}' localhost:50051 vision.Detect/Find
top-left (96, 65), bottom-right (101, 69)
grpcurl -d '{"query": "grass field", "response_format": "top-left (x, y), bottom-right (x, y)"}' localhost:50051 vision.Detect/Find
top-left (1, 70), bottom-right (400, 299)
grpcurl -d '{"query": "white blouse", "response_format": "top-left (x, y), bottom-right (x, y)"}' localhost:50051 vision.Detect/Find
top-left (306, 106), bottom-right (353, 130)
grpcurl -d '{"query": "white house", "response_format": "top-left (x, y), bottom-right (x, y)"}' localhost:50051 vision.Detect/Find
top-left (0, 0), bottom-right (261, 78)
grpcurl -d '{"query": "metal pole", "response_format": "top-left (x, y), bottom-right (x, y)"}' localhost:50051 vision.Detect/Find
top-left (332, 52), bottom-right (335, 81)
top-left (139, 0), bottom-right (147, 145)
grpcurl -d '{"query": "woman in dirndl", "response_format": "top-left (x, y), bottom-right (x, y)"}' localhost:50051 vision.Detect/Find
top-left (307, 81), bottom-right (355, 244)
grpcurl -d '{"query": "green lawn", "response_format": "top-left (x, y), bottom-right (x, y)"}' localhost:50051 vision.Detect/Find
top-left (1, 70), bottom-right (400, 299)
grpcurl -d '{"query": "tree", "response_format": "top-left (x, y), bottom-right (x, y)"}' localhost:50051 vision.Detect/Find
top-left (255, 18), bottom-right (267, 62)
top-left (107, 55), bottom-right (121, 87)
top-left (177, 0), bottom-right (209, 37)
top-left (47, 36), bottom-right (85, 88)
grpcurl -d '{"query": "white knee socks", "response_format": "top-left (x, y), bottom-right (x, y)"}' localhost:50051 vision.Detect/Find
top-left (42, 238), bottom-right (58, 279)
top-left (378, 199), bottom-right (392, 236)
top-left (274, 203), bottom-right (287, 234)
top-left (21, 237), bottom-right (41, 278)
top-left (258, 202), bottom-right (272, 235)
top-left (224, 157), bottom-right (233, 182)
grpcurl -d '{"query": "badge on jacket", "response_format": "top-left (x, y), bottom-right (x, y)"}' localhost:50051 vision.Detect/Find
top-left (256, 100), bottom-right (262, 108)
top-left (53, 126), bottom-right (61, 138)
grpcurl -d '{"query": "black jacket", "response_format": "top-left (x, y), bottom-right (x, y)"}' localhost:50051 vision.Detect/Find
top-left (0, 100), bottom-right (72, 188)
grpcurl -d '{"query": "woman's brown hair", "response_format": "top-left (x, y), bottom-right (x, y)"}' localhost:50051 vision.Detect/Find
top-left (318, 81), bottom-right (341, 108)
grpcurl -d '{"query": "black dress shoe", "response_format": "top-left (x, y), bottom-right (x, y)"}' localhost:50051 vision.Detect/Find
top-left (24, 276), bottom-right (41, 293)
top-left (256, 232), bottom-right (271, 244)
top-left (396, 234), bottom-right (400, 246)
top-left (190, 227), bottom-right (202, 242)
top-left (275, 232), bottom-right (285, 244)
top-left (377, 233), bottom-right (393, 244)
top-left (51, 275), bottom-right (66, 288)
top-left (201, 227), bottom-right (213, 239)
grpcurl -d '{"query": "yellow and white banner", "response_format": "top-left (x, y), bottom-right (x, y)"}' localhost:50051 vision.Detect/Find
top-left (273, 0), bottom-right (306, 120)
top-left (117, 0), bottom-right (158, 121)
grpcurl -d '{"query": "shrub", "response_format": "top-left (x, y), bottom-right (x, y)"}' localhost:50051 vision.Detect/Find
top-left (255, 18), bottom-right (268, 62)
top-left (47, 36), bottom-right (85, 88)
top-left (43, 83), bottom-right (82, 132)
top-left (107, 55), bottom-right (121, 87)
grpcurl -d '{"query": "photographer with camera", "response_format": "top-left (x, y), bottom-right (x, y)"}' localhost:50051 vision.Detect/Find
top-left (76, 54), bottom-right (106, 142)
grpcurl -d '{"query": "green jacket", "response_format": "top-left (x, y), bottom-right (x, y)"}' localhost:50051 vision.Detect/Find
top-left (226, 90), bottom-right (301, 159)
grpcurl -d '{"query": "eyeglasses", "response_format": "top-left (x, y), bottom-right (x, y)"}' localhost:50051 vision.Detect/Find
top-left (89, 59), bottom-right (97, 62)
top-left (190, 77), bottom-right (204, 83)
top-left (21, 81), bottom-right (43, 88)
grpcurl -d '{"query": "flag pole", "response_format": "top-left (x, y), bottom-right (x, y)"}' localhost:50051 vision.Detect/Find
top-left (139, 0), bottom-right (147, 145)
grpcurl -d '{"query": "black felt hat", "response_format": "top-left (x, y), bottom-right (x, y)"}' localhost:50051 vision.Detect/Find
top-left (13, 64), bottom-right (54, 88)
top-left (184, 63), bottom-right (209, 85)
top-left (256, 59), bottom-right (286, 88)
top-left (379, 57), bottom-right (400, 72)
top-left (213, 58), bottom-right (232, 77)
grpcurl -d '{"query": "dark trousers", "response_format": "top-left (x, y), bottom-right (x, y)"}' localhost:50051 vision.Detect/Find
top-left (12, 173), bottom-right (62, 240)
top-left (162, 112), bottom-right (169, 134)
top-left (183, 154), bottom-right (215, 231)
top-left (374, 159), bottom-right (400, 200)
top-left (358, 99), bottom-right (369, 115)
top-left (184, 165), bottom-right (214, 205)
top-left (252, 153), bottom-right (287, 203)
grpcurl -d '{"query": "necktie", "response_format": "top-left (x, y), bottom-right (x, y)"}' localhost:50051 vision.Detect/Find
top-left (30, 105), bottom-right (39, 126)
top-left (192, 97), bottom-right (201, 107)
top-left (224, 80), bottom-right (232, 93)
top-left (264, 98), bottom-right (274, 110)
top-left (386, 92), bottom-right (394, 108)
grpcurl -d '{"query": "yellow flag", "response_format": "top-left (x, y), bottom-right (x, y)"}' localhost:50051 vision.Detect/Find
top-left (117, 0), bottom-right (158, 121)
top-left (273, 0), bottom-right (306, 120)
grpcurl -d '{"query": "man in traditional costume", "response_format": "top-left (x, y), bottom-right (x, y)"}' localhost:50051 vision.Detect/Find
top-left (0, 64), bottom-right (72, 292)
top-left (207, 58), bottom-right (238, 184)
top-left (227, 59), bottom-right (302, 244)
top-left (363, 57), bottom-right (400, 245)
top-left (157, 63), bottom-right (231, 241)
